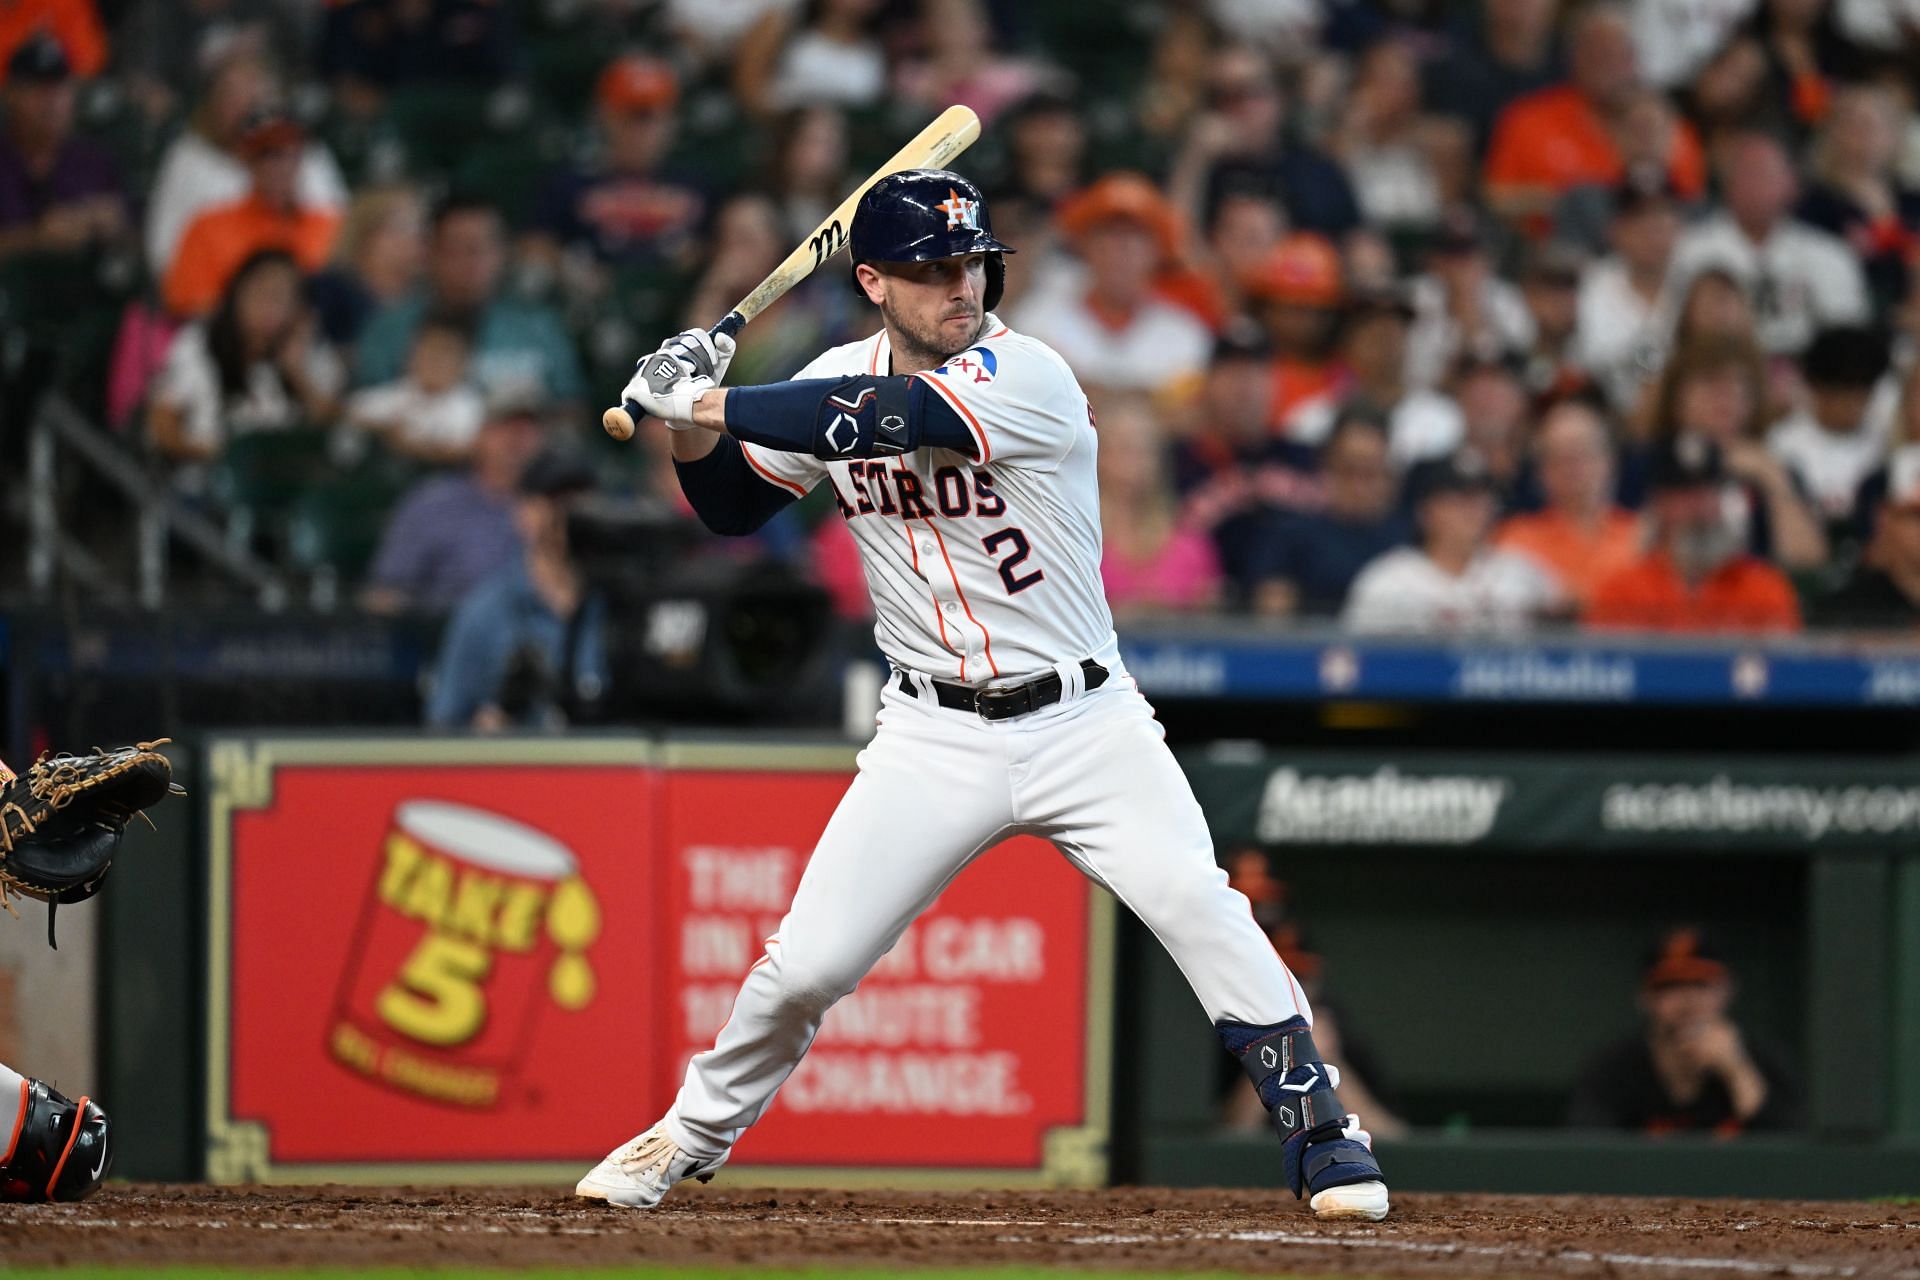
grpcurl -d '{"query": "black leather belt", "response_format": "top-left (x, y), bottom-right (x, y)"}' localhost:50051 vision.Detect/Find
top-left (898, 659), bottom-right (1109, 721)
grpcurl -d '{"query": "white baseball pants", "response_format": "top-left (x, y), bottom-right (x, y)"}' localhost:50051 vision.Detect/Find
top-left (664, 648), bottom-right (1311, 1161)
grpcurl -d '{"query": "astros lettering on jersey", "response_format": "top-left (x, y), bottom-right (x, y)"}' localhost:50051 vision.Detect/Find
top-left (739, 316), bottom-right (1109, 683)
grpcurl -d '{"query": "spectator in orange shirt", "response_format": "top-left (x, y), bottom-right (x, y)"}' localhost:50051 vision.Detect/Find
top-left (1245, 233), bottom-right (1346, 430)
top-left (163, 108), bottom-right (340, 318)
top-left (1485, 4), bottom-right (1704, 227)
top-left (1497, 398), bottom-right (1642, 606)
top-left (0, 1), bottom-right (105, 83)
top-left (1586, 432), bottom-right (1801, 633)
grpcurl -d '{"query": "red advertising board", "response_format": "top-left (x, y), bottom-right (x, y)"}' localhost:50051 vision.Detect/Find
top-left (204, 738), bottom-right (1111, 1186)
top-left (660, 769), bottom-right (1096, 1171)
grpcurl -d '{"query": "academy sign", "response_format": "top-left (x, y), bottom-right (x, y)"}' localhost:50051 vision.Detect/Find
top-left (1254, 766), bottom-right (1510, 845)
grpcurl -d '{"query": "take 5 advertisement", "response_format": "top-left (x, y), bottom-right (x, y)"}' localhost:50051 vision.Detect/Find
top-left (203, 738), bottom-right (1112, 1186)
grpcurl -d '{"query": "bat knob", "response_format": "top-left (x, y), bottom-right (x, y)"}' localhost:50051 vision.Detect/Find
top-left (603, 403), bottom-right (638, 441)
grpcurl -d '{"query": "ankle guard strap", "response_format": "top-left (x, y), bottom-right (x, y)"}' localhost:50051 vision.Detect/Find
top-left (1220, 1018), bottom-right (1355, 1196)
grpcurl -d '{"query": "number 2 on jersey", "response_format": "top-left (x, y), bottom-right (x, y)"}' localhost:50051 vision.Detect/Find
top-left (982, 528), bottom-right (1044, 594)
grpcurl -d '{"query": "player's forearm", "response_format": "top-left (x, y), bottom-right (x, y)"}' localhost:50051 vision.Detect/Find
top-left (669, 419), bottom-right (724, 461)
top-left (688, 387), bottom-right (730, 434)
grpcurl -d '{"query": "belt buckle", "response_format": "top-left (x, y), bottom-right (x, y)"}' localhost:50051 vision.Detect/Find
top-left (973, 685), bottom-right (1023, 722)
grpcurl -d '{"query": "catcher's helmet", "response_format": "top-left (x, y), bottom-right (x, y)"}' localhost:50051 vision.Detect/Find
top-left (848, 169), bottom-right (1015, 309)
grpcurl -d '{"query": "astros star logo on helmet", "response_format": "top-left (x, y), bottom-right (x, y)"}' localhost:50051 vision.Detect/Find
top-left (936, 189), bottom-right (980, 231)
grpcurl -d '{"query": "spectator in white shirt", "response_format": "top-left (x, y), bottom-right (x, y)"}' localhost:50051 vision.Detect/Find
top-left (668, 0), bottom-right (800, 68)
top-left (1288, 287), bottom-right (1466, 466)
top-left (1577, 170), bottom-right (1683, 412)
top-left (343, 315), bottom-right (486, 467)
top-left (1669, 130), bottom-right (1871, 355)
top-left (1405, 209), bottom-right (1535, 389)
top-left (1836, 0), bottom-right (1920, 49)
top-left (148, 249), bottom-right (344, 473)
top-left (1519, 240), bottom-right (1590, 398)
top-left (144, 51), bottom-right (346, 278)
top-left (1630, 0), bottom-right (1757, 88)
top-left (1013, 172), bottom-right (1212, 397)
top-left (1329, 38), bottom-right (1446, 237)
top-left (1768, 325), bottom-right (1895, 535)
top-left (1344, 452), bottom-right (1565, 633)
top-left (734, 0), bottom-right (887, 119)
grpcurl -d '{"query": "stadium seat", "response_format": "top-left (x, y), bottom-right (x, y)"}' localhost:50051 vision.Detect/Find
top-left (285, 466), bottom-right (411, 583)
top-left (451, 126), bottom-right (573, 229)
top-left (385, 85), bottom-right (501, 178)
top-left (206, 430), bottom-right (336, 526)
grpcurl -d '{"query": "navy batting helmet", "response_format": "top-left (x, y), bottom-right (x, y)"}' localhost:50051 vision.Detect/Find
top-left (848, 169), bottom-right (1015, 309)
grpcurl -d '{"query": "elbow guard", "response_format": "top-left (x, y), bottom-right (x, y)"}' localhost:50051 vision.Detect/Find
top-left (725, 376), bottom-right (976, 460)
top-left (812, 377), bottom-right (916, 459)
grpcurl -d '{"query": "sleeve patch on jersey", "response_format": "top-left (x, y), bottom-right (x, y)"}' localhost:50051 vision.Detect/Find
top-left (932, 346), bottom-right (997, 386)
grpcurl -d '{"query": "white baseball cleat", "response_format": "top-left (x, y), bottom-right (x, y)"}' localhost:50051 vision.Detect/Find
top-left (575, 1124), bottom-right (727, 1208)
top-left (1309, 1178), bottom-right (1390, 1221)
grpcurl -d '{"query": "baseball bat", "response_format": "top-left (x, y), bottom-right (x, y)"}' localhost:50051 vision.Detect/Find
top-left (602, 104), bottom-right (983, 440)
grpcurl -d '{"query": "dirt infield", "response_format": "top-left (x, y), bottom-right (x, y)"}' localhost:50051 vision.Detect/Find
top-left (3, 1184), bottom-right (1918, 1276)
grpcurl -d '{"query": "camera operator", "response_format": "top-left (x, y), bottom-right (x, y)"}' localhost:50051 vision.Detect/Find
top-left (426, 449), bottom-right (609, 730)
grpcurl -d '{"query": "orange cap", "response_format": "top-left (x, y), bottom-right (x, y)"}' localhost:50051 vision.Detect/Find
top-left (1641, 927), bottom-right (1730, 990)
top-left (597, 55), bottom-right (678, 114)
top-left (1057, 173), bottom-right (1182, 261)
top-left (1245, 233), bottom-right (1344, 307)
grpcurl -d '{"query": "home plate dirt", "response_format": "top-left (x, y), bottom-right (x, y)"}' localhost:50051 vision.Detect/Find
top-left (4, 1185), bottom-right (1919, 1276)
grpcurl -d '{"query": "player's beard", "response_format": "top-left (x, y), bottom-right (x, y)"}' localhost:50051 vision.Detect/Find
top-left (882, 297), bottom-right (986, 372)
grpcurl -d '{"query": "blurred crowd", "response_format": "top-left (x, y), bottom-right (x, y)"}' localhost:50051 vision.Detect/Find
top-left (5, 0), bottom-right (1920, 638)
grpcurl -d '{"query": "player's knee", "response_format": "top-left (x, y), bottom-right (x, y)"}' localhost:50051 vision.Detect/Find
top-left (0, 1081), bottom-right (112, 1202)
top-left (762, 950), bottom-right (864, 1015)
top-left (1131, 857), bottom-right (1232, 937)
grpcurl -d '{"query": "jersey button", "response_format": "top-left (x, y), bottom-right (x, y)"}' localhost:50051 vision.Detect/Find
top-left (921, 541), bottom-right (935, 556)
top-left (943, 602), bottom-right (958, 614)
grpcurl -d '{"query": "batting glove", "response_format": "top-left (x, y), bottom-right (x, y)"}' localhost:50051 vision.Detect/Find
top-left (623, 357), bottom-right (717, 428)
top-left (662, 328), bottom-right (735, 384)
top-left (623, 330), bottom-right (735, 430)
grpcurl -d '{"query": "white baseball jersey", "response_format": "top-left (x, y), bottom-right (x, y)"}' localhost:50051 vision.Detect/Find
top-left (738, 314), bottom-right (1114, 684)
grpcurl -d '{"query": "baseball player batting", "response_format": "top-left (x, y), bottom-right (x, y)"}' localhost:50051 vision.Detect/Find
top-left (577, 169), bottom-right (1389, 1221)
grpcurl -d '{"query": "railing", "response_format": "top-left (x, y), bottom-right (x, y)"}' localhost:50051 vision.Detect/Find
top-left (23, 393), bottom-right (290, 611)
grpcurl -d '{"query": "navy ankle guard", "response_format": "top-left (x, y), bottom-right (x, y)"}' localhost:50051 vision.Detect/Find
top-left (1219, 1016), bottom-right (1380, 1198)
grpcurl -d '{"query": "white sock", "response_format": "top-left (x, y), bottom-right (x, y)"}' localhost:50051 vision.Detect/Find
top-left (0, 1061), bottom-right (26, 1135)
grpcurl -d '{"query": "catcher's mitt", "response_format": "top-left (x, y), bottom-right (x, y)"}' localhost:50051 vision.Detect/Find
top-left (0, 739), bottom-right (182, 946)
